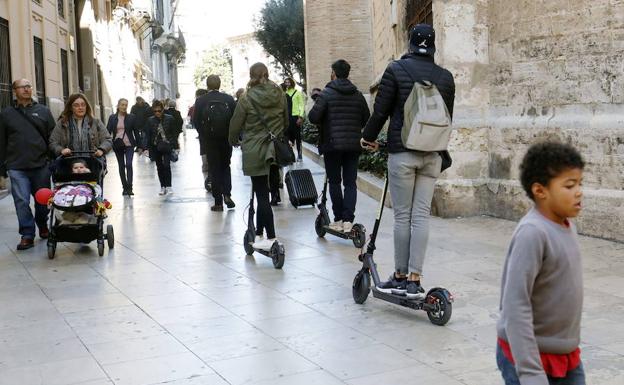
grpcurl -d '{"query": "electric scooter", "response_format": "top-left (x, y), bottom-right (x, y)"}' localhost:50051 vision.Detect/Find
top-left (243, 186), bottom-right (285, 269)
top-left (314, 175), bottom-right (366, 248)
top-left (351, 169), bottom-right (453, 326)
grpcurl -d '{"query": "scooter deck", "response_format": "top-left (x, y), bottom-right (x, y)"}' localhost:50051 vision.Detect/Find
top-left (324, 226), bottom-right (352, 240)
top-left (371, 288), bottom-right (432, 311)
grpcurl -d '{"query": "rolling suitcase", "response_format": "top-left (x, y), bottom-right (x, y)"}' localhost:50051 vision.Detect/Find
top-left (285, 169), bottom-right (318, 208)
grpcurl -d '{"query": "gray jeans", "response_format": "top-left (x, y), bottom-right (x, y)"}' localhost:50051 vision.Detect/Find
top-left (388, 151), bottom-right (441, 275)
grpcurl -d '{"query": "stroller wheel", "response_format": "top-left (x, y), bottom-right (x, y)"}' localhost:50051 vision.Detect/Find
top-left (47, 242), bottom-right (56, 260)
top-left (97, 240), bottom-right (104, 257)
top-left (106, 225), bottom-right (114, 249)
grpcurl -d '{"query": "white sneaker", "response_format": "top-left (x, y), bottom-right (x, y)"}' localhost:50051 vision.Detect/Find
top-left (254, 235), bottom-right (264, 243)
top-left (158, 187), bottom-right (166, 196)
top-left (253, 238), bottom-right (277, 251)
top-left (328, 221), bottom-right (343, 231)
top-left (166, 187), bottom-right (173, 195)
top-left (343, 221), bottom-right (353, 233)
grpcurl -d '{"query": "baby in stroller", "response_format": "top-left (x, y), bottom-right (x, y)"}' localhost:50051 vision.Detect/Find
top-left (45, 154), bottom-right (114, 259)
top-left (53, 159), bottom-right (103, 225)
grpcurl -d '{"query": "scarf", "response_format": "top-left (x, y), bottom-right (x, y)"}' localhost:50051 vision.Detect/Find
top-left (69, 117), bottom-right (91, 152)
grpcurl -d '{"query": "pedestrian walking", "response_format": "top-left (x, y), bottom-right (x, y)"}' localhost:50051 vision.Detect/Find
top-left (144, 100), bottom-right (177, 195)
top-left (284, 77), bottom-right (305, 161)
top-left (229, 63), bottom-right (288, 250)
top-left (165, 100), bottom-right (184, 141)
top-left (50, 93), bottom-right (112, 157)
top-left (193, 75), bottom-right (236, 211)
top-left (361, 24), bottom-right (455, 298)
top-left (106, 98), bottom-right (138, 196)
top-left (497, 142), bottom-right (586, 385)
top-left (308, 59), bottom-right (370, 233)
top-left (130, 96), bottom-right (153, 151)
top-left (0, 79), bottom-right (56, 250)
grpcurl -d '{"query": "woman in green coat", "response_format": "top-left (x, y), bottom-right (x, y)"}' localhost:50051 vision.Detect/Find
top-left (229, 62), bottom-right (289, 251)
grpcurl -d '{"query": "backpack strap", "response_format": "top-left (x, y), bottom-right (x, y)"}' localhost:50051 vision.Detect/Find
top-left (395, 60), bottom-right (442, 86)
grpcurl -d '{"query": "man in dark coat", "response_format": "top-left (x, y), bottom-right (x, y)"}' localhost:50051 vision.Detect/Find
top-left (130, 96), bottom-right (152, 150)
top-left (309, 59), bottom-right (370, 233)
top-left (193, 75), bottom-right (236, 211)
top-left (361, 24), bottom-right (455, 299)
top-left (0, 79), bottom-right (56, 250)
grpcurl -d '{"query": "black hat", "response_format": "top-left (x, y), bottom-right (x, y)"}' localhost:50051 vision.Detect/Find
top-left (409, 24), bottom-right (436, 56)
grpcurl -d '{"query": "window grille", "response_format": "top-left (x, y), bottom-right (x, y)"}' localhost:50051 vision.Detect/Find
top-left (33, 36), bottom-right (47, 105)
top-left (406, 0), bottom-right (433, 30)
top-left (61, 49), bottom-right (69, 101)
top-left (0, 17), bottom-right (11, 109)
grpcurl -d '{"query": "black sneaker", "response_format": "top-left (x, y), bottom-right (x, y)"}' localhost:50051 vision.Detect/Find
top-left (224, 195), bottom-right (236, 209)
top-left (406, 281), bottom-right (425, 299)
top-left (377, 274), bottom-right (407, 294)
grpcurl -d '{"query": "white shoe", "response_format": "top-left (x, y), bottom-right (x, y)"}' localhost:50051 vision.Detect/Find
top-left (254, 235), bottom-right (264, 243)
top-left (158, 187), bottom-right (166, 196)
top-left (328, 221), bottom-right (343, 232)
top-left (343, 221), bottom-right (353, 233)
top-left (166, 187), bottom-right (173, 195)
top-left (253, 238), bottom-right (277, 251)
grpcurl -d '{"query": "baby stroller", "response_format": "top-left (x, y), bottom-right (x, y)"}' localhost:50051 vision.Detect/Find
top-left (47, 152), bottom-right (114, 259)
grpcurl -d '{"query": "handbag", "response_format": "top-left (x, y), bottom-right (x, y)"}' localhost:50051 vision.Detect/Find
top-left (248, 96), bottom-right (295, 166)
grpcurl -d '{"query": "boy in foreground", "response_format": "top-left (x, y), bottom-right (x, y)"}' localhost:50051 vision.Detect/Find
top-left (497, 141), bottom-right (586, 385)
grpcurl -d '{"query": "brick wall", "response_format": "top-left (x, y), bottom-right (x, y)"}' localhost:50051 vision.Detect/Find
top-left (303, 0), bottom-right (373, 94)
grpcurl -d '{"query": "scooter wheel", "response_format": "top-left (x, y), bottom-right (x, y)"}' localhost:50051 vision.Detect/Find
top-left (314, 215), bottom-right (326, 237)
top-left (352, 269), bottom-right (371, 304)
top-left (351, 224), bottom-right (366, 248)
top-left (271, 243), bottom-right (285, 269)
top-left (243, 230), bottom-right (255, 255)
top-left (47, 241), bottom-right (56, 260)
top-left (426, 290), bottom-right (452, 326)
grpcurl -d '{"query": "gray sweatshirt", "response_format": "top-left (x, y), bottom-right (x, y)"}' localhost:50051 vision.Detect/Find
top-left (497, 208), bottom-right (583, 385)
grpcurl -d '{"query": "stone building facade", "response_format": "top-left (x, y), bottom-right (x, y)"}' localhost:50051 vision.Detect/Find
top-left (227, 33), bottom-right (283, 93)
top-left (304, 0), bottom-right (624, 241)
top-left (0, 0), bottom-right (184, 120)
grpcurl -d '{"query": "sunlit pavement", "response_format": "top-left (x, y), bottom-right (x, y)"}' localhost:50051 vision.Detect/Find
top-left (1, 131), bottom-right (623, 385)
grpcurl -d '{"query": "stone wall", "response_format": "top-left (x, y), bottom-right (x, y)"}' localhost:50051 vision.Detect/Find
top-left (303, 0), bottom-right (373, 94)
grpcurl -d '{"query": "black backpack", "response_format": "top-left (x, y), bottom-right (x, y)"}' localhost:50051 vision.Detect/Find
top-left (201, 101), bottom-right (231, 139)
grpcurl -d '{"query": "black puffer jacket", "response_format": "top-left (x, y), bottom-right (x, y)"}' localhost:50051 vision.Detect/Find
top-left (308, 78), bottom-right (370, 154)
top-left (144, 115), bottom-right (179, 150)
top-left (362, 53), bottom-right (455, 153)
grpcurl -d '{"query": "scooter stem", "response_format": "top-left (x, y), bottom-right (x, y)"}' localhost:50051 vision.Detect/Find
top-left (366, 172), bottom-right (389, 254)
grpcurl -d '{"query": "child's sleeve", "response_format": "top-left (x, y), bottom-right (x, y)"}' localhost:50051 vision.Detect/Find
top-left (501, 223), bottom-right (549, 385)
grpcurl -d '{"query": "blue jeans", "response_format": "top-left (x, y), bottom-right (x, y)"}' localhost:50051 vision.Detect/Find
top-left (324, 151), bottom-right (359, 223)
top-left (8, 166), bottom-right (51, 239)
top-left (496, 345), bottom-right (586, 385)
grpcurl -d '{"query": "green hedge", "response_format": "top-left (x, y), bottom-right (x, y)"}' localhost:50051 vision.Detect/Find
top-left (302, 120), bottom-right (388, 177)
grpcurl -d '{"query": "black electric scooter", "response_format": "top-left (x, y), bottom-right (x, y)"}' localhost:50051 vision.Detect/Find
top-left (351, 169), bottom-right (453, 326)
top-left (314, 175), bottom-right (366, 248)
top-left (243, 186), bottom-right (285, 269)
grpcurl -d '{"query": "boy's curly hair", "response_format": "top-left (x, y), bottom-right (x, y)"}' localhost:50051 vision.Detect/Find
top-left (520, 141), bottom-right (585, 201)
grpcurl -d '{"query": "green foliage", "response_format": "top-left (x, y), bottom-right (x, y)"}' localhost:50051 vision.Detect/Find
top-left (255, 0), bottom-right (306, 88)
top-left (193, 45), bottom-right (234, 94)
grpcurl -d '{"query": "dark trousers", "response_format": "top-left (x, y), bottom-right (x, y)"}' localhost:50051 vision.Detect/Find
top-left (206, 141), bottom-right (232, 205)
top-left (8, 166), bottom-right (51, 239)
top-left (269, 165), bottom-right (280, 200)
top-left (287, 117), bottom-right (302, 158)
top-left (324, 151), bottom-right (359, 222)
top-left (251, 174), bottom-right (275, 239)
top-left (114, 146), bottom-right (134, 190)
top-left (153, 149), bottom-right (172, 187)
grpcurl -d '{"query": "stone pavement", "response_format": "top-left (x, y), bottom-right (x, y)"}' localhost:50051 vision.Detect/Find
top-left (0, 135), bottom-right (623, 385)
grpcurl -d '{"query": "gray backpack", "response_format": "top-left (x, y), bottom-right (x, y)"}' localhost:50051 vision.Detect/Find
top-left (397, 62), bottom-right (452, 152)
